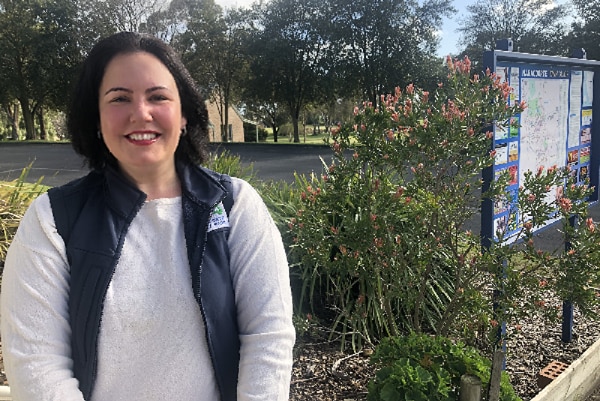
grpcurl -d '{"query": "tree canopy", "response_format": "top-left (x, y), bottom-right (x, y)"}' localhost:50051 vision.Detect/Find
top-left (0, 0), bottom-right (594, 141)
top-left (457, 0), bottom-right (570, 71)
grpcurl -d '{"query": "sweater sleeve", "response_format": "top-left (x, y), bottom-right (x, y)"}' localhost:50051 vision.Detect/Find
top-left (228, 178), bottom-right (296, 400)
top-left (0, 193), bottom-right (85, 401)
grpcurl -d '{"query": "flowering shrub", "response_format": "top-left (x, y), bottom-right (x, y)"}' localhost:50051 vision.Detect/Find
top-left (289, 56), bottom-right (526, 349)
top-left (288, 56), bottom-right (600, 352)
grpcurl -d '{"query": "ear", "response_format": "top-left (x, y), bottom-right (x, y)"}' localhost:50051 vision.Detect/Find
top-left (181, 116), bottom-right (187, 130)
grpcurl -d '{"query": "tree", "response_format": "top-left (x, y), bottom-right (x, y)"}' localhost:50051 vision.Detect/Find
top-left (170, 0), bottom-right (250, 142)
top-left (0, 0), bottom-right (80, 140)
top-left (140, 0), bottom-right (189, 44)
top-left (568, 0), bottom-right (600, 60)
top-left (246, 0), bottom-right (329, 143)
top-left (77, 0), bottom-right (166, 39)
top-left (209, 8), bottom-right (252, 142)
top-left (328, 0), bottom-right (454, 105)
top-left (241, 99), bottom-right (289, 143)
top-left (458, 0), bottom-right (570, 70)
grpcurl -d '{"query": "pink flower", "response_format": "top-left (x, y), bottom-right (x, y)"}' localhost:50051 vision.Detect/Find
top-left (559, 197), bottom-right (572, 213)
top-left (536, 166), bottom-right (544, 177)
top-left (586, 218), bottom-right (595, 233)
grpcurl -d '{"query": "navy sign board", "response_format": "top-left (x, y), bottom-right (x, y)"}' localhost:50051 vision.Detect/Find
top-left (481, 48), bottom-right (600, 247)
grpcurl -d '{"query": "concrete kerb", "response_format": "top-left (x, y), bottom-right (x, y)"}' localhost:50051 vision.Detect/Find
top-left (531, 335), bottom-right (600, 401)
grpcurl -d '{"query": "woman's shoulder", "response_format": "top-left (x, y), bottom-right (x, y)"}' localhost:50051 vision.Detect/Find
top-left (12, 192), bottom-right (66, 258)
top-left (228, 176), bottom-right (261, 202)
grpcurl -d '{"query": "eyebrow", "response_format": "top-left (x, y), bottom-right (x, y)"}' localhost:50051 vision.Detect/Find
top-left (103, 86), bottom-right (170, 96)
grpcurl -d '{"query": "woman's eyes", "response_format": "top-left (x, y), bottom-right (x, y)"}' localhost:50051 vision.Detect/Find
top-left (108, 94), bottom-right (170, 103)
top-left (109, 95), bottom-right (129, 103)
top-left (149, 94), bottom-right (169, 101)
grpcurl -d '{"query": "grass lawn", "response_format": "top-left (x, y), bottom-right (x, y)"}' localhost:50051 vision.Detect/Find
top-left (262, 125), bottom-right (332, 145)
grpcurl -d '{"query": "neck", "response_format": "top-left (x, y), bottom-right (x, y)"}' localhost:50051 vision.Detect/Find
top-left (119, 163), bottom-right (182, 200)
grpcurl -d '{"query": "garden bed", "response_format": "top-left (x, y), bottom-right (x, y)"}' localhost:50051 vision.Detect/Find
top-left (0, 304), bottom-right (597, 400)
top-left (289, 303), bottom-right (599, 401)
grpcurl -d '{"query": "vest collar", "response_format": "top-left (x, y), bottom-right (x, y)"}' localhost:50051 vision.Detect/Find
top-left (103, 160), bottom-right (226, 216)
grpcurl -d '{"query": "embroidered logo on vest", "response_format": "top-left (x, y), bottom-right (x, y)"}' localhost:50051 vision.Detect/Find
top-left (207, 202), bottom-right (230, 232)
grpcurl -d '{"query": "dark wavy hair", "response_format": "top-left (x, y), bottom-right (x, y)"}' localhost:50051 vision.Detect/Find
top-left (67, 31), bottom-right (209, 170)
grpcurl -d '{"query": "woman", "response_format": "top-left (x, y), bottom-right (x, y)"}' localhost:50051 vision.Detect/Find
top-left (0, 32), bottom-right (295, 401)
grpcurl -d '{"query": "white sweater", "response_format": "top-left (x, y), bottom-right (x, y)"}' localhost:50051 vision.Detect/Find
top-left (1, 177), bottom-right (295, 401)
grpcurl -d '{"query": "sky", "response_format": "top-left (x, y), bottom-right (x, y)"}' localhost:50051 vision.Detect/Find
top-left (213, 0), bottom-right (473, 57)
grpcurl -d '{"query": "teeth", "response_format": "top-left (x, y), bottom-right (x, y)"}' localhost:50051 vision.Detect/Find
top-left (128, 133), bottom-right (157, 141)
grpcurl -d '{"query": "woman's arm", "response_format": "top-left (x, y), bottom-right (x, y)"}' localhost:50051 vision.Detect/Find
top-left (228, 179), bottom-right (296, 400)
top-left (1, 194), bottom-right (85, 401)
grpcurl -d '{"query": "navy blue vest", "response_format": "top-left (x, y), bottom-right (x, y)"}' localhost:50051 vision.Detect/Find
top-left (47, 161), bottom-right (239, 400)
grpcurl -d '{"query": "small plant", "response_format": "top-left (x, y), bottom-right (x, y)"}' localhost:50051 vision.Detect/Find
top-left (204, 149), bottom-right (257, 184)
top-left (0, 164), bottom-right (46, 267)
top-left (367, 333), bottom-right (521, 401)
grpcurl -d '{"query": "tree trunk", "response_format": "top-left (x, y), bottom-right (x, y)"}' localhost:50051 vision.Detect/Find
top-left (291, 114), bottom-right (300, 143)
top-left (19, 99), bottom-right (35, 140)
top-left (224, 103), bottom-right (230, 142)
top-left (3, 103), bottom-right (20, 140)
top-left (220, 124), bottom-right (226, 142)
top-left (37, 107), bottom-right (47, 140)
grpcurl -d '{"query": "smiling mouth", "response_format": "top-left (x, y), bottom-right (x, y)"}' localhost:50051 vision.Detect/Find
top-left (127, 133), bottom-right (159, 141)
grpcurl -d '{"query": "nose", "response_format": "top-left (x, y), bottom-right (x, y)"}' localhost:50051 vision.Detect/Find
top-left (130, 99), bottom-right (153, 122)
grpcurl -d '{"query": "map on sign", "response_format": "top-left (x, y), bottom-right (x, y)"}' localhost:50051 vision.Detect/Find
top-left (519, 77), bottom-right (569, 196)
top-left (490, 63), bottom-right (594, 242)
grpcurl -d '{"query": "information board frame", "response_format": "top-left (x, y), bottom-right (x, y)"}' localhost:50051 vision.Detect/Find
top-left (481, 49), bottom-right (600, 247)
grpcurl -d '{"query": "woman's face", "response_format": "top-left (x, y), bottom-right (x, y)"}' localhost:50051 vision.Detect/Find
top-left (98, 51), bottom-right (186, 178)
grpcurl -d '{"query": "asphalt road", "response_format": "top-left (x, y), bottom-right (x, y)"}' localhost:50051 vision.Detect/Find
top-left (2, 141), bottom-right (599, 253)
top-left (0, 142), bottom-right (335, 187)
